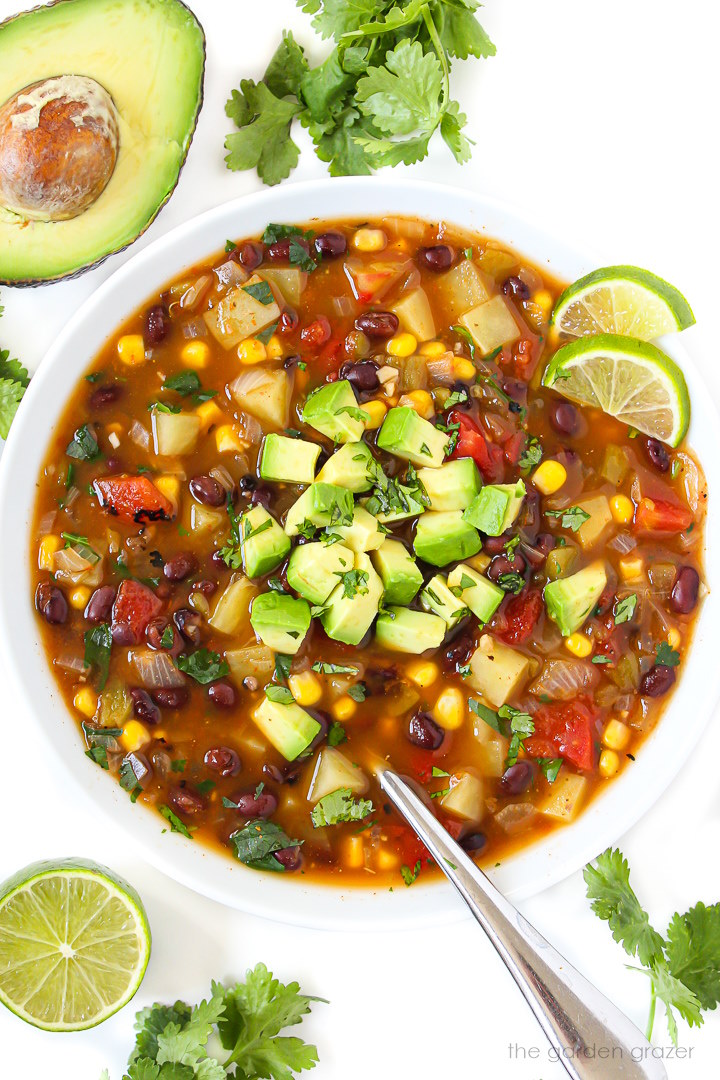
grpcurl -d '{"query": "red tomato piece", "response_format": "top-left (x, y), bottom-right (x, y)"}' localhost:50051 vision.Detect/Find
top-left (315, 337), bottom-right (343, 377)
top-left (503, 431), bottom-right (526, 466)
top-left (111, 579), bottom-right (163, 645)
top-left (449, 411), bottom-right (505, 483)
top-left (383, 824), bottom-right (430, 868)
top-left (94, 475), bottom-right (174, 524)
top-left (634, 497), bottom-right (693, 534)
top-left (300, 315), bottom-right (331, 349)
top-left (495, 589), bottom-right (544, 645)
top-left (525, 698), bottom-right (598, 772)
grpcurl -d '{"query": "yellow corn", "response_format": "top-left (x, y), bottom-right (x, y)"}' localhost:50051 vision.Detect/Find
top-left (69, 586), bottom-right (92, 611)
top-left (116, 334), bottom-right (146, 366)
top-left (387, 332), bottom-right (417, 358)
top-left (216, 425), bottom-right (247, 454)
top-left (398, 390), bottom-right (434, 419)
top-left (332, 695), bottom-right (357, 721)
top-left (453, 358), bottom-right (475, 381)
top-left (195, 400), bottom-right (225, 432)
top-left (73, 687), bottom-right (97, 719)
top-left (265, 335), bottom-right (284, 360)
top-left (619, 555), bottom-right (644, 581)
top-left (120, 720), bottom-right (151, 753)
top-left (466, 552), bottom-right (491, 573)
top-left (237, 338), bottom-right (267, 365)
top-left (375, 847), bottom-right (400, 871)
top-left (419, 340), bottom-right (446, 359)
top-left (344, 835), bottom-right (365, 869)
top-left (565, 633), bottom-right (592, 658)
top-left (352, 227), bottom-right (387, 253)
top-left (38, 534), bottom-right (62, 571)
top-left (532, 460), bottom-right (567, 496)
top-left (667, 628), bottom-right (681, 650)
top-left (406, 660), bottom-right (439, 688)
top-left (155, 476), bottom-right (180, 513)
top-left (363, 399), bottom-right (387, 429)
top-left (533, 289), bottom-right (554, 320)
top-left (599, 749), bottom-right (620, 779)
top-left (433, 687), bottom-right (465, 730)
top-left (181, 340), bottom-right (210, 368)
top-left (603, 719), bottom-right (630, 752)
top-left (288, 670), bottom-right (323, 707)
top-left (610, 494), bottom-right (634, 525)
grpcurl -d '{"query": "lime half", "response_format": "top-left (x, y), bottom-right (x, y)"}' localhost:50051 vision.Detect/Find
top-left (0, 858), bottom-right (151, 1031)
top-left (551, 265), bottom-right (695, 340)
top-left (542, 333), bottom-right (690, 446)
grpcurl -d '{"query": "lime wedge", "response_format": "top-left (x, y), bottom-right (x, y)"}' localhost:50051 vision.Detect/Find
top-left (0, 858), bottom-right (150, 1031)
top-left (551, 265), bottom-right (695, 340)
top-left (542, 333), bottom-right (690, 447)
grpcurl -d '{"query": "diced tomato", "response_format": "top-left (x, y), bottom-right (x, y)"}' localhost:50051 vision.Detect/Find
top-left (409, 749), bottom-right (435, 783)
top-left (94, 475), bottom-right (174, 524)
top-left (503, 431), bottom-right (526, 466)
top-left (634, 497), bottom-right (693, 534)
top-left (300, 315), bottom-right (331, 349)
top-left (525, 698), bottom-right (598, 772)
top-left (495, 589), bottom-right (544, 645)
top-left (440, 817), bottom-right (464, 841)
top-left (449, 411), bottom-right (505, 483)
top-left (314, 337), bottom-right (343, 377)
top-left (382, 824), bottom-right (430, 868)
top-left (111, 579), bottom-right (163, 645)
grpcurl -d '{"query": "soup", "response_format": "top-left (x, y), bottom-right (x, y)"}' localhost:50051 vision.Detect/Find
top-left (30, 216), bottom-right (706, 886)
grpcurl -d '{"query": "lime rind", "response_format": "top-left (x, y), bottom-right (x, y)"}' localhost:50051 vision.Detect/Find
top-left (542, 333), bottom-right (690, 447)
top-left (551, 265), bottom-right (695, 340)
top-left (0, 858), bottom-right (151, 1032)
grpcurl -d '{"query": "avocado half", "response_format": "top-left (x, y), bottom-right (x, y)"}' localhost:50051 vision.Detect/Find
top-left (0, 0), bottom-right (205, 286)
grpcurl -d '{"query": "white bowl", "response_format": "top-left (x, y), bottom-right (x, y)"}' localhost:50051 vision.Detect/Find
top-left (1, 177), bottom-right (717, 931)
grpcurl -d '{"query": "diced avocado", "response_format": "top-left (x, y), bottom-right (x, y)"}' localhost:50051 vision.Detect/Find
top-left (286, 541), bottom-right (354, 605)
top-left (459, 295), bottom-right (520, 356)
top-left (331, 505), bottom-right (385, 553)
top-left (320, 553), bottom-right (384, 645)
top-left (253, 696), bottom-right (321, 762)
top-left (417, 459), bottom-right (481, 511)
top-left (371, 539), bottom-right (423, 604)
top-left (308, 747), bottom-right (369, 803)
top-left (259, 433), bottom-right (320, 485)
top-left (440, 772), bottom-right (485, 822)
top-left (463, 480), bottom-right (526, 536)
top-left (240, 505), bottom-right (291, 578)
top-left (413, 511), bottom-right (481, 566)
top-left (205, 276), bottom-right (281, 349)
top-left (316, 441), bottom-right (375, 493)
top-left (421, 574), bottom-right (469, 629)
top-left (447, 563), bottom-right (504, 623)
top-left (573, 494), bottom-right (613, 551)
top-left (284, 483), bottom-right (354, 537)
top-left (377, 407), bottom-right (449, 468)
top-left (375, 607), bottom-right (446, 653)
top-left (301, 380), bottom-right (367, 443)
top-left (546, 546), bottom-right (578, 580)
top-left (391, 287), bottom-right (436, 341)
top-left (363, 483), bottom-right (426, 524)
top-left (467, 634), bottom-right (531, 707)
top-left (544, 560), bottom-right (607, 637)
top-left (250, 592), bottom-right (311, 655)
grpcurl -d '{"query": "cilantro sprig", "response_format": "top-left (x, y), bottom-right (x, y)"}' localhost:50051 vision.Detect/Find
top-left (0, 313), bottom-right (29, 440)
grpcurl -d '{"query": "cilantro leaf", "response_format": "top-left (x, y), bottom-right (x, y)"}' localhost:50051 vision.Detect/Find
top-left (265, 684), bottom-right (295, 705)
top-left (656, 641), bottom-right (680, 667)
top-left (176, 649), bottom-right (229, 685)
top-left (401, 860), bottom-right (421, 886)
top-left (0, 376), bottom-right (25, 440)
top-left (158, 805), bottom-right (194, 840)
top-left (264, 30), bottom-right (309, 99)
top-left (583, 848), bottom-right (666, 968)
top-left (614, 594), bottom-right (637, 625)
top-left (355, 40), bottom-right (442, 137)
top-left (225, 81), bottom-right (302, 186)
top-left (666, 902), bottom-right (720, 1012)
top-left (230, 820), bottom-right (301, 871)
top-left (311, 787), bottom-right (373, 827)
top-left (327, 721), bottom-right (347, 746)
top-left (66, 424), bottom-right (100, 461)
top-left (546, 505), bottom-right (590, 532)
top-left (83, 623), bottom-right (112, 691)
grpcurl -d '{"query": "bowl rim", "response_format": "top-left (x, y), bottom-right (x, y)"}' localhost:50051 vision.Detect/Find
top-left (1, 175), bottom-right (717, 931)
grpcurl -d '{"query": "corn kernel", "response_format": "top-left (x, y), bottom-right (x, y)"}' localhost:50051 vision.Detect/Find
top-left (375, 847), bottom-right (400, 871)
top-left (195, 399), bottom-right (225, 432)
top-left (265, 334), bottom-right (284, 359)
top-left (533, 289), bottom-right (554, 319)
top-left (69, 586), bottom-right (91, 610)
top-left (399, 390), bottom-right (434, 419)
top-left (38, 534), bottom-right (62, 571)
top-left (619, 555), bottom-right (644, 581)
top-left (332, 695), bottom-right (357, 721)
top-left (406, 660), bottom-right (439, 688)
top-left (155, 475), bottom-right (180, 513)
top-left (73, 687), bottom-right (97, 719)
top-left (288, 670), bottom-right (323, 707)
top-left (237, 338), bottom-right (267, 365)
top-left (610, 494), bottom-right (634, 525)
top-left (466, 552), bottom-right (491, 573)
top-left (433, 687), bottom-right (465, 730)
top-left (387, 332), bottom-right (417, 358)
top-left (216, 425), bottom-right (247, 454)
top-left (453, 358), bottom-right (475, 381)
top-left (603, 719), bottom-right (630, 751)
top-left (532, 460), bottom-right (567, 496)
top-left (116, 334), bottom-right (146, 366)
top-left (344, 835), bottom-right (365, 869)
top-left (352, 227), bottom-right (387, 253)
top-left (419, 340), bottom-right (446, 359)
top-left (565, 633), bottom-right (592, 658)
top-left (120, 720), bottom-right (151, 753)
top-left (667, 628), bottom-right (681, 650)
top-left (363, 399), bottom-right (387, 429)
top-left (599, 749), bottom-right (620, 779)
top-left (180, 340), bottom-right (210, 368)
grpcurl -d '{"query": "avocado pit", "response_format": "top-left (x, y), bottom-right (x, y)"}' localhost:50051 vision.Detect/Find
top-left (0, 75), bottom-right (119, 221)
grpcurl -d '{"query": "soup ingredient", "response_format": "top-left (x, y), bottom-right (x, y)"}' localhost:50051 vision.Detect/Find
top-left (0, 858), bottom-right (150, 1030)
top-left (584, 848), bottom-right (720, 1044)
top-left (0, 309), bottom-right (28, 438)
top-left (224, 0), bottom-right (495, 184)
top-left (543, 333), bottom-right (690, 447)
top-left (551, 265), bottom-right (695, 340)
top-left (0, 0), bottom-right (205, 285)
top-left (101, 963), bottom-right (322, 1079)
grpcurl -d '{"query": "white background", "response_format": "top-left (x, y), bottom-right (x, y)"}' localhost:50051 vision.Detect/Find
top-left (1, 1), bottom-right (719, 1077)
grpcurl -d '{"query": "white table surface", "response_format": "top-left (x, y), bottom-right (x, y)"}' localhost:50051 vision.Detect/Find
top-left (1, 1), bottom-right (719, 1076)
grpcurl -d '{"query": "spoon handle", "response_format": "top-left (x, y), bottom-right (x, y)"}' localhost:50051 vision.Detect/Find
top-left (379, 769), bottom-right (667, 1080)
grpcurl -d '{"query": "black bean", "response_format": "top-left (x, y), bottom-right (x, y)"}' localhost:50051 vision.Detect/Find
top-left (144, 304), bottom-right (170, 345)
top-left (169, 787), bottom-right (205, 815)
top-left (230, 787), bottom-right (278, 819)
top-left (250, 485), bottom-right (273, 510)
top-left (204, 746), bottom-right (241, 776)
top-left (189, 475), bottom-right (226, 507)
top-left (239, 473), bottom-right (257, 492)
top-left (442, 631), bottom-right (475, 673)
top-left (418, 244), bottom-right (455, 272)
top-left (500, 761), bottom-right (535, 795)
top-left (88, 383), bottom-right (122, 409)
top-left (354, 311), bottom-right (399, 339)
top-left (283, 354), bottom-right (303, 371)
top-left (407, 712), bottom-right (445, 750)
top-left (314, 230), bottom-right (347, 258)
top-left (173, 608), bottom-right (202, 645)
top-left (487, 552), bottom-right (526, 581)
top-left (279, 308), bottom-right (299, 334)
top-left (670, 566), bottom-right (700, 615)
top-left (208, 680), bottom-right (236, 708)
top-left (145, 618), bottom-right (182, 655)
top-left (163, 551), bottom-right (198, 582)
top-left (84, 585), bottom-right (115, 623)
top-left (640, 664), bottom-right (676, 697)
top-left (104, 456), bottom-right (123, 473)
top-left (273, 845), bottom-right (302, 870)
top-left (502, 275), bottom-right (530, 300)
top-left (338, 360), bottom-right (380, 393)
top-left (262, 762), bottom-right (301, 785)
top-left (483, 532), bottom-right (513, 556)
top-left (268, 237), bottom-right (309, 261)
top-left (239, 241), bottom-right (263, 270)
top-left (130, 687), bottom-right (161, 725)
top-left (644, 437), bottom-right (671, 473)
top-left (460, 832), bottom-right (487, 853)
top-left (195, 579), bottom-right (217, 596)
top-left (151, 686), bottom-right (189, 709)
top-left (111, 623), bottom-right (136, 646)
top-left (35, 582), bottom-right (68, 625)
top-left (549, 402), bottom-right (580, 436)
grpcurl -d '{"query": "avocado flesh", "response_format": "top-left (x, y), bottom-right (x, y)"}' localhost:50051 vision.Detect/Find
top-left (0, 0), bottom-right (205, 284)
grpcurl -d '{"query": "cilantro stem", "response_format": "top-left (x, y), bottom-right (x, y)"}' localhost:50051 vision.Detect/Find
top-left (421, 7), bottom-right (449, 105)
top-left (645, 983), bottom-right (657, 1042)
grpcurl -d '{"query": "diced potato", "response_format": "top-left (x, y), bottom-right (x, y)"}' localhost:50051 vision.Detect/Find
top-left (204, 276), bottom-right (281, 349)
top-left (435, 260), bottom-right (490, 319)
top-left (440, 771), bottom-right (485, 822)
top-left (459, 295), bottom-right (521, 356)
top-left (258, 266), bottom-right (307, 307)
top-left (467, 634), bottom-right (531, 707)
top-left (189, 504), bottom-right (225, 534)
top-left (307, 747), bottom-right (369, 803)
top-left (152, 412), bottom-right (201, 456)
top-left (541, 771), bottom-right (588, 821)
top-left (226, 643), bottom-right (274, 682)
top-left (230, 368), bottom-right (291, 430)
top-left (477, 738), bottom-right (506, 777)
top-left (575, 494), bottom-right (613, 551)
top-left (392, 287), bottom-right (436, 342)
top-left (208, 576), bottom-right (257, 636)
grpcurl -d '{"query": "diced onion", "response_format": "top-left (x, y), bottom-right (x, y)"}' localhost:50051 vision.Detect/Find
top-left (54, 652), bottom-right (88, 677)
top-left (180, 275), bottom-right (212, 311)
top-left (237, 411), bottom-right (262, 444)
top-left (131, 649), bottom-right (186, 689)
top-left (181, 318), bottom-right (208, 340)
top-left (530, 658), bottom-right (599, 700)
top-left (674, 452), bottom-right (707, 516)
top-left (426, 355), bottom-right (455, 384)
top-left (495, 803), bottom-right (536, 832)
top-left (332, 296), bottom-right (355, 318)
top-left (214, 260), bottom-right (248, 289)
top-left (37, 510), bottom-right (57, 537)
top-left (129, 420), bottom-right (150, 450)
top-left (209, 465), bottom-right (235, 492)
top-left (608, 531), bottom-right (636, 554)
top-left (53, 547), bottom-right (95, 585)
top-left (62, 486), bottom-right (80, 512)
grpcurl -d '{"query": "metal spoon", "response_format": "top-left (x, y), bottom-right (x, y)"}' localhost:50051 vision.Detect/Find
top-left (378, 767), bottom-right (667, 1080)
